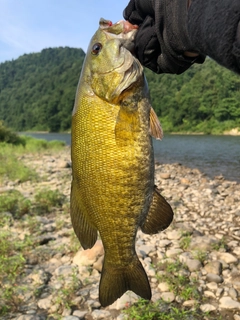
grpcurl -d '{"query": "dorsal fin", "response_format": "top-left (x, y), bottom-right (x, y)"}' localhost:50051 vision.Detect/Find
top-left (150, 107), bottom-right (163, 140)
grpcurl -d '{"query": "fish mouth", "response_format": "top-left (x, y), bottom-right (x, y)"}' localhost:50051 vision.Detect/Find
top-left (102, 19), bottom-right (138, 56)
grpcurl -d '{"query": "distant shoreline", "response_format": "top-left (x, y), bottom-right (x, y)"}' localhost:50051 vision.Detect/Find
top-left (19, 129), bottom-right (240, 136)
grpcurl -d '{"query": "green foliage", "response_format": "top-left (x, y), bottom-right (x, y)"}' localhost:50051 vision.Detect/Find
top-left (50, 269), bottom-right (81, 318)
top-left (0, 48), bottom-right (239, 134)
top-left (0, 144), bottom-right (38, 182)
top-left (22, 135), bottom-right (65, 152)
top-left (34, 188), bottom-right (66, 213)
top-left (157, 260), bottom-right (200, 302)
top-left (0, 130), bottom-right (65, 184)
top-left (179, 234), bottom-right (191, 250)
top-left (193, 250), bottom-right (208, 263)
top-left (123, 298), bottom-right (208, 320)
top-left (0, 190), bottom-right (31, 218)
top-left (0, 121), bottom-right (25, 145)
top-left (0, 230), bottom-right (33, 315)
top-left (145, 58), bottom-right (240, 133)
top-left (0, 47), bottom-right (85, 132)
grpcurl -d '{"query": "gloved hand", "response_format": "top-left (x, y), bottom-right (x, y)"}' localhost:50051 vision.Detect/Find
top-left (123, 0), bottom-right (205, 74)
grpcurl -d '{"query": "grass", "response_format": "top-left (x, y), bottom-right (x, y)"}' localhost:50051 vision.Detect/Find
top-left (179, 233), bottom-right (192, 250)
top-left (0, 124), bottom-right (66, 184)
top-left (0, 190), bottom-right (31, 218)
top-left (0, 230), bottom-right (34, 315)
top-left (50, 270), bottom-right (82, 319)
top-left (0, 146), bottom-right (38, 183)
top-left (123, 298), bottom-right (205, 320)
top-left (192, 250), bottom-right (208, 264)
top-left (156, 260), bottom-right (200, 302)
top-left (123, 258), bottom-right (225, 320)
top-left (34, 188), bottom-right (66, 214)
top-left (0, 188), bottom-right (70, 316)
top-left (22, 135), bottom-right (66, 152)
top-left (211, 237), bottom-right (227, 251)
top-left (123, 299), bottom-right (224, 320)
top-left (0, 124), bottom-right (72, 316)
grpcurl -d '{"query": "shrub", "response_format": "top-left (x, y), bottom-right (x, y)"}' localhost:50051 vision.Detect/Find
top-left (0, 146), bottom-right (38, 182)
top-left (0, 190), bottom-right (31, 218)
top-left (0, 121), bottom-right (25, 146)
top-left (34, 188), bottom-right (66, 213)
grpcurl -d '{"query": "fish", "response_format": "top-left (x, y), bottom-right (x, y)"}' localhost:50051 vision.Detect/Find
top-left (70, 18), bottom-right (174, 307)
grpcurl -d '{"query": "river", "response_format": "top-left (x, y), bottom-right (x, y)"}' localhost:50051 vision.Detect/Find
top-left (20, 133), bottom-right (240, 183)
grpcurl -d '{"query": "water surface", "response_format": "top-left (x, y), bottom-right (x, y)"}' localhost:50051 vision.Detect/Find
top-left (20, 132), bottom-right (240, 182)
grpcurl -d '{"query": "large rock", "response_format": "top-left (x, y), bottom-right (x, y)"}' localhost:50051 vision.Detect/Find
top-left (73, 240), bottom-right (104, 267)
top-left (219, 297), bottom-right (240, 309)
top-left (217, 252), bottom-right (238, 264)
top-left (204, 261), bottom-right (222, 275)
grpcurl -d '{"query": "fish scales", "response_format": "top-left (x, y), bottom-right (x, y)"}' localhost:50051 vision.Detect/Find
top-left (71, 18), bottom-right (174, 307)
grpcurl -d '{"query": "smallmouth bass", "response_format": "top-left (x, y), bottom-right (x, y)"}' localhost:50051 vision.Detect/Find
top-left (70, 18), bottom-right (173, 307)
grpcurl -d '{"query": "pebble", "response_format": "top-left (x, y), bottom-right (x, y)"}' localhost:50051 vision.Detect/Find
top-left (166, 248), bottom-right (183, 257)
top-left (219, 297), bottom-right (240, 309)
top-left (200, 304), bottom-right (216, 312)
top-left (91, 310), bottom-right (112, 319)
top-left (217, 252), bottom-right (238, 264)
top-left (37, 297), bottom-right (52, 310)
top-left (229, 288), bottom-right (238, 300)
top-left (182, 300), bottom-right (198, 307)
top-left (159, 172), bottom-right (171, 179)
top-left (2, 149), bottom-right (240, 320)
top-left (185, 259), bottom-right (202, 272)
top-left (158, 282), bottom-right (170, 292)
top-left (72, 310), bottom-right (88, 319)
top-left (206, 273), bottom-right (223, 283)
top-left (73, 240), bottom-right (104, 267)
top-left (161, 292), bottom-right (175, 303)
top-left (204, 261), bottom-right (222, 275)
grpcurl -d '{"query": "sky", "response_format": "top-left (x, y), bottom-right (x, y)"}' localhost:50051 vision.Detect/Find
top-left (0, 0), bottom-right (130, 64)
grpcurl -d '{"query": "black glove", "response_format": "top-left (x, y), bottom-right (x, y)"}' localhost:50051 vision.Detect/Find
top-left (123, 0), bottom-right (205, 74)
top-left (188, 0), bottom-right (240, 75)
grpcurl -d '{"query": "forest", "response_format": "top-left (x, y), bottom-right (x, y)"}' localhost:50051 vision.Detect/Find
top-left (0, 47), bottom-right (239, 133)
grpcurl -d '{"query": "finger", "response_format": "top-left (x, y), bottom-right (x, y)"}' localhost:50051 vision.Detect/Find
top-left (123, 0), bottom-right (155, 24)
top-left (134, 16), bottom-right (161, 72)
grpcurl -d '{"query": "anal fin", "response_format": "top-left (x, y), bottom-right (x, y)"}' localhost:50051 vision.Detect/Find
top-left (141, 187), bottom-right (173, 234)
top-left (150, 107), bottom-right (163, 140)
top-left (70, 182), bottom-right (97, 249)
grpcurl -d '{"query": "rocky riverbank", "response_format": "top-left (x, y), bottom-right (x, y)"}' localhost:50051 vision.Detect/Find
top-left (1, 146), bottom-right (240, 320)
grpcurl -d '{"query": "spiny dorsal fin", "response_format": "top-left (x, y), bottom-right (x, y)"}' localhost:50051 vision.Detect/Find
top-left (150, 107), bottom-right (163, 140)
top-left (141, 187), bottom-right (173, 234)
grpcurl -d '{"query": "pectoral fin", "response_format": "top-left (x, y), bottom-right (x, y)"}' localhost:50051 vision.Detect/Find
top-left (141, 187), bottom-right (173, 234)
top-left (150, 107), bottom-right (163, 140)
top-left (70, 182), bottom-right (97, 249)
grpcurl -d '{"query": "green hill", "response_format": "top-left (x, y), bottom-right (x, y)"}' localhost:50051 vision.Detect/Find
top-left (0, 47), bottom-right (239, 133)
top-left (0, 47), bottom-right (85, 132)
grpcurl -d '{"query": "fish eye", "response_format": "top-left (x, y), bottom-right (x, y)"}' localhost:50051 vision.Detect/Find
top-left (91, 43), bottom-right (102, 55)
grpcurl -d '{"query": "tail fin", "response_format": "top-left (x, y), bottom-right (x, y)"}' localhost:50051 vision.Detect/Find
top-left (99, 255), bottom-right (151, 307)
